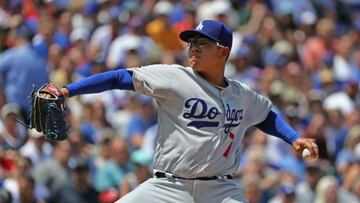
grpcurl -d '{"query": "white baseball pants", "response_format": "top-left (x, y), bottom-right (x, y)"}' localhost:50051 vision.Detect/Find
top-left (115, 177), bottom-right (248, 203)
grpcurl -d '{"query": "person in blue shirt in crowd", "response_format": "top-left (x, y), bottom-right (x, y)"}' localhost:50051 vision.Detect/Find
top-left (0, 25), bottom-right (49, 122)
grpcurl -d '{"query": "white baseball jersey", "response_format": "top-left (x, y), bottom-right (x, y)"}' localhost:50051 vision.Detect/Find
top-left (130, 64), bottom-right (271, 178)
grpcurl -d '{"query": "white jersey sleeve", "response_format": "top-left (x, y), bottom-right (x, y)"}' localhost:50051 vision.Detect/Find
top-left (129, 64), bottom-right (181, 100)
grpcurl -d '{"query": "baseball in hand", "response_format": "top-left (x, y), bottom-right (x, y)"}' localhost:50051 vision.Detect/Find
top-left (302, 148), bottom-right (316, 162)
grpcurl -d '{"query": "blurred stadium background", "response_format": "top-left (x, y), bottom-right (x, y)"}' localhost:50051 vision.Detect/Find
top-left (0, 0), bottom-right (360, 202)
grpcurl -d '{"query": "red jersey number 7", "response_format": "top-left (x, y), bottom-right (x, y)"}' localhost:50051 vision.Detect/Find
top-left (223, 132), bottom-right (235, 158)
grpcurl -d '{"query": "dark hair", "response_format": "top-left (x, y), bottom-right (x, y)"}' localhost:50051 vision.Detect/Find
top-left (70, 158), bottom-right (89, 172)
top-left (21, 174), bottom-right (35, 188)
top-left (306, 166), bottom-right (322, 176)
top-left (15, 25), bottom-right (33, 41)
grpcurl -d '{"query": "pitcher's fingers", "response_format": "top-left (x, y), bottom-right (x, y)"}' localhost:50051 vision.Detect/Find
top-left (312, 142), bottom-right (319, 158)
top-left (305, 141), bottom-right (317, 156)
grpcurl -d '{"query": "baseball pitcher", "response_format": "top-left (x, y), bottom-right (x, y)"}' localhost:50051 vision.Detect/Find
top-left (38, 20), bottom-right (319, 203)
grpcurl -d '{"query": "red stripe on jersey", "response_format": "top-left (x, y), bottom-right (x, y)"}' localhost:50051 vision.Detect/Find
top-left (229, 132), bottom-right (235, 139)
top-left (223, 141), bottom-right (233, 157)
top-left (223, 132), bottom-right (236, 158)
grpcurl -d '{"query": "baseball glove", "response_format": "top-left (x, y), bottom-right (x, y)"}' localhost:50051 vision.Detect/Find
top-left (29, 83), bottom-right (67, 140)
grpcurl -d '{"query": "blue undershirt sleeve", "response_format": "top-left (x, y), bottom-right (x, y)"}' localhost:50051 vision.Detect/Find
top-left (65, 69), bottom-right (134, 97)
top-left (255, 110), bottom-right (300, 144)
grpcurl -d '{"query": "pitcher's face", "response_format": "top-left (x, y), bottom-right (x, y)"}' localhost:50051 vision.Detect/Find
top-left (187, 37), bottom-right (226, 71)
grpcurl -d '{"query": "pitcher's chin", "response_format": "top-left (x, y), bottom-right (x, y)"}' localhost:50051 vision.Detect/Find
top-left (190, 59), bottom-right (198, 68)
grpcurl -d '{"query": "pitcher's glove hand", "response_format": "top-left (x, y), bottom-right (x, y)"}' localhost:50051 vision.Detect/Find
top-left (30, 83), bottom-right (67, 140)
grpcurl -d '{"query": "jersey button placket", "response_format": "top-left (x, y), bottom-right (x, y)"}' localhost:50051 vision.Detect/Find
top-left (219, 90), bottom-right (229, 149)
top-left (216, 91), bottom-right (223, 134)
top-left (220, 89), bottom-right (236, 158)
top-left (219, 90), bottom-right (227, 127)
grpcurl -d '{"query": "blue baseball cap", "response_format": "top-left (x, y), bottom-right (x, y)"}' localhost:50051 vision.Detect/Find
top-left (180, 20), bottom-right (233, 50)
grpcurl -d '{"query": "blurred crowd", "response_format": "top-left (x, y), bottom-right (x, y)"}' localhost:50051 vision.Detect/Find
top-left (0, 0), bottom-right (360, 202)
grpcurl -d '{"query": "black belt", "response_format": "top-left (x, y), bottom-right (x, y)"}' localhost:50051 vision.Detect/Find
top-left (154, 172), bottom-right (233, 180)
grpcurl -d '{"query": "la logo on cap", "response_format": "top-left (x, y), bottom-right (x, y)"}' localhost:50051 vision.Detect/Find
top-left (196, 22), bottom-right (204, 30)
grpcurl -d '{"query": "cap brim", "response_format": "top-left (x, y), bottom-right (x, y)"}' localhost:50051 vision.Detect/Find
top-left (179, 30), bottom-right (219, 43)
